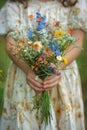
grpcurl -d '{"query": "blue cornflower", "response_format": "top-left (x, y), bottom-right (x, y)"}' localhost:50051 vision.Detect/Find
top-left (41, 16), bottom-right (46, 24)
top-left (36, 12), bottom-right (46, 34)
top-left (36, 12), bottom-right (42, 18)
top-left (55, 49), bottom-right (61, 56)
top-left (28, 30), bottom-right (33, 38)
top-left (37, 22), bottom-right (45, 31)
top-left (49, 41), bottom-right (57, 51)
top-left (49, 41), bottom-right (61, 56)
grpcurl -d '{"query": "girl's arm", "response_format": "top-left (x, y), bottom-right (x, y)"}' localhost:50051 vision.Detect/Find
top-left (43, 29), bottom-right (85, 89)
top-left (6, 36), bottom-right (30, 75)
top-left (61, 29), bottom-right (85, 68)
top-left (6, 36), bottom-right (44, 92)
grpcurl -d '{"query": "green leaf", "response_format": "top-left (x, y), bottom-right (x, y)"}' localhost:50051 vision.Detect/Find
top-left (0, 0), bottom-right (7, 9)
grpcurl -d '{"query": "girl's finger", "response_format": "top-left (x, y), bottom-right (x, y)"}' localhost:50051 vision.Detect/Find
top-left (28, 77), bottom-right (43, 88)
top-left (44, 78), bottom-right (61, 88)
top-left (43, 75), bottom-right (61, 88)
top-left (27, 71), bottom-right (43, 84)
top-left (27, 81), bottom-right (44, 92)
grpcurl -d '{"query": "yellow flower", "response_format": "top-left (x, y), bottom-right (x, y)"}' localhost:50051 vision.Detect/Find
top-left (62, 56), bottom-right (68, 65)
top-left (54, 30), bottom-right (64, 37)
top-left (33, 41), bottom-right (42, 52)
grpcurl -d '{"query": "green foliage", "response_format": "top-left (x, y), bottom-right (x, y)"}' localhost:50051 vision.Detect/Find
top-left (32, 91), bottom-right (52, 125)
top-left (0, 0), bottom-right (7, 9)
top-left (0, 36), bottom-right (10, 115)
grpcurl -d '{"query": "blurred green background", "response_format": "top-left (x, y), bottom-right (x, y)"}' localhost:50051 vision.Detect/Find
top-left (0, 35), bottom-right (87, 129)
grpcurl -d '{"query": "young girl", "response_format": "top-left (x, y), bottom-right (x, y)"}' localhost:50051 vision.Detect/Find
top-left (0, 0), bottom-right (87, 130)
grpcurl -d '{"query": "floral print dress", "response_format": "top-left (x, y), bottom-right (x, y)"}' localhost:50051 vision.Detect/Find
top-left (0, 0), bottom-right (87, 130)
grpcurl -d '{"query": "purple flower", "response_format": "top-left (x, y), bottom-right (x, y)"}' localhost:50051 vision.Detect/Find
top-left (56, 72), bottom-right (61, 76)
top-left (51, 67), bottom-right (56, 73)
top-left (48, 66), bottom-right (56, 73)
top-left (40, 56), bottom-right (45, 60)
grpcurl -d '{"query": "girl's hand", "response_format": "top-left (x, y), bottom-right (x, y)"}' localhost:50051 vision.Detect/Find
top-left (43, 73), bottom-right (61, 91)
top-left (26, 70), bottom-right (44, 93)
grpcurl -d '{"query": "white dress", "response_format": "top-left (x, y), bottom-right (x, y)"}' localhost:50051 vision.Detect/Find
top-left (0, 0), bottom-right (87, 130)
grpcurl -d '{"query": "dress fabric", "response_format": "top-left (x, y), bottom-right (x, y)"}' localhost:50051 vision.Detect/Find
top-left (0, 0), bottom-right (87, 130)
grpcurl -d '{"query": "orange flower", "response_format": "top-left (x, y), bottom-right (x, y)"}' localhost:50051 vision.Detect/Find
top-left (67, 29), bottom-right (72, 35)
top-left (28, 43), bottom-right (33, 46)
top-left (36, 62), bottom-right (39, 66)
top-left (45, 47), bottom-right (51, 52)
top-left (45, 47), bottom-right (53, 56)
top-left (38, 57), bottom-right (43, 62)
top-left (49, 51), bottom-right (53, 57)
top-left (36, 17), bottom-right (42, 21)
top-left (28, 14), bottom-right (34, 19)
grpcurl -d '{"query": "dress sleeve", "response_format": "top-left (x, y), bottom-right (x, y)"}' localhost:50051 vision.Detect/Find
top-left (68, 0), bottom-right (87, 32)
top-left (0, 1), bottom-right (20, 35)
top-left (6, 1), bottom-right (20, 33)
top-left (0, 3), bottom-right (8, 35)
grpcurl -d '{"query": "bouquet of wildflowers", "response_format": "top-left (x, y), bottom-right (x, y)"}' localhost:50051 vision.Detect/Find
top-left (9, 12), bottom-right (76, 125)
